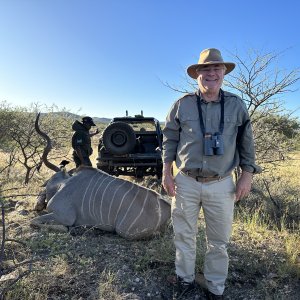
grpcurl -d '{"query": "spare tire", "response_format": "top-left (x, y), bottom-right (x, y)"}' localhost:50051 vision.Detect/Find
top-left (103, 122), bottom-right (136, 155)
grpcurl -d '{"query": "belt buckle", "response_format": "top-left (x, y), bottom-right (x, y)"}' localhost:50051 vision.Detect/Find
top-left (195, 176), bottom-right (221, 183)
top-left (195, 175), bottom-right (206, 182)
top-left (185, 170), bottom-right (222, 183)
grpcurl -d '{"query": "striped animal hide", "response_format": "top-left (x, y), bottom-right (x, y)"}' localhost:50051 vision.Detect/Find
top-left (31, 167), bottom-right (171, 240)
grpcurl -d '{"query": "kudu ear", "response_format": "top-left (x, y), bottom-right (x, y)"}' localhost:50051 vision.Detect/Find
top-left (35, 112), bottom-right (60, 173)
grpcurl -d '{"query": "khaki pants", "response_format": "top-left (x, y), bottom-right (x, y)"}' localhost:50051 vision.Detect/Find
top-left (172, 171), bottom-right (235, 295)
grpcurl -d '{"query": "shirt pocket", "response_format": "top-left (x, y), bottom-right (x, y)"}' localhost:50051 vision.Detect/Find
top-left (223, 114), bottom-right (238, 136)
top-left (180, 113), bottom-right (200, 137)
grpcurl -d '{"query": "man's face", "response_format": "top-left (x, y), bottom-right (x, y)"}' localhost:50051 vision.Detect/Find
top-left (196, 64), bottom-right (226, 94)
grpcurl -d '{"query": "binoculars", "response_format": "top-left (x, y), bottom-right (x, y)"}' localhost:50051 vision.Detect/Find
top-left (204, 132), bottom-right (224, 156)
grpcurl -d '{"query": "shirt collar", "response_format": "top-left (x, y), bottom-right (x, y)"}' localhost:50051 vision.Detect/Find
top-left (196, 90), bottom-right (221, 104)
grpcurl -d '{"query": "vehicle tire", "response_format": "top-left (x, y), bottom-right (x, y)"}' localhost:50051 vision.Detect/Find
top-left (103, 122), bottom-right (136, 155)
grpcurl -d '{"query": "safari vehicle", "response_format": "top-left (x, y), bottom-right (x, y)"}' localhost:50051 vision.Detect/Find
top-left (96, 113), bottom-right (163, 178)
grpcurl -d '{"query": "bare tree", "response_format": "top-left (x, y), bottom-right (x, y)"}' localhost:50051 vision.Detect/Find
top-left (223, 49), bottom-right (300, 165)
top-left (0, 103), bottom-right (73, 184)
top-left (8, 110), bottom-right (44, 184)
top-left (224, 48), bottom-right (300, 120)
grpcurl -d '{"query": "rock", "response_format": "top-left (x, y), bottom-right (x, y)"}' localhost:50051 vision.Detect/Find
top-left (18, 209), bottom-right (29, 216)
top-left (0, 270), bottom-right (19, 283)
top-left (267, 272), bottom-right (278, 279)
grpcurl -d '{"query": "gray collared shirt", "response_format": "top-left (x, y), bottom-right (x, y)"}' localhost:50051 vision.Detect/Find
top-left (162, 90), bottom-right (261, 176)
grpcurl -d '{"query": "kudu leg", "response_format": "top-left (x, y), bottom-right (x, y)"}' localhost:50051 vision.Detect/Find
top-left (30, 212), bottom-right (69, 233)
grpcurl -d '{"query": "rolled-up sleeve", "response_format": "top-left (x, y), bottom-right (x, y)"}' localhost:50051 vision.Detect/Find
top-left (162, 101), bottom-right (180, 163)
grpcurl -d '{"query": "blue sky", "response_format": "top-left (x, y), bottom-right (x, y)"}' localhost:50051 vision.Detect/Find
top-left (0, 0), bottom-right (299, 121)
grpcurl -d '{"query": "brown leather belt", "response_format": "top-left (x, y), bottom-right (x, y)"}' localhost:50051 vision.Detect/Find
top-left (182, 170), bottom-right (223, 183)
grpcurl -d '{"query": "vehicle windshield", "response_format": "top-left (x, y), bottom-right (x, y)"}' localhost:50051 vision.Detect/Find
top-left (131, 122), bottom-right (156, 131)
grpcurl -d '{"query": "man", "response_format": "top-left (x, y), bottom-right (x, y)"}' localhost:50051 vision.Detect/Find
top-left (162, 48), bottom-right (261, 299)
top-left (72, 116), bottom-right (99, 167)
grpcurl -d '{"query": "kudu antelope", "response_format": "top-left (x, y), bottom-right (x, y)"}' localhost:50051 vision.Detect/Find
top-left (31, 113), bottom-right (171, 240)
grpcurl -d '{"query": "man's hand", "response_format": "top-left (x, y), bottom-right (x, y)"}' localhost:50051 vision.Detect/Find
top-left (162, 173), bottom-right (176, 197)
top-left (162, 162), bottom-right (176, 197)
top-left (90, 128), bottom-right (100, 137)
top-left (235, 171), bottom-right (253, 202)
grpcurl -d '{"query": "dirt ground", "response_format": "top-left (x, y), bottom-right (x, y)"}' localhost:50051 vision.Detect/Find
top-left (1, 197), bottom-right (300, 300)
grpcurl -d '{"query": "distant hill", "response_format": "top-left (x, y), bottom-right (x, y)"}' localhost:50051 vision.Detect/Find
top-left (92, 117), bottom-right (111, 123)
top-left (41, 112), bottom-right (164, 124)
top-left (63, 112), bottom-right (111, 123)
top-left (43, 112), bottom-right (111, 124)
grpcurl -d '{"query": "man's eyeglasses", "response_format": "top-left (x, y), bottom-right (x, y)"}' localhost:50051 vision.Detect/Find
top-left (197, 66), bottom-right (226, 74)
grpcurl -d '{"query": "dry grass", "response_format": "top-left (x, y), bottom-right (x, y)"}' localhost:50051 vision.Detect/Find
top-left (273, 152), bottom-right (300, 188)
top-left (1, 151), bottom-right (300, 299)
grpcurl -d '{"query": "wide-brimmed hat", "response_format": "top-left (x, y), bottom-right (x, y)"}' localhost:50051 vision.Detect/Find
top-left (82, 116), bottom-right (96, 126)
top-left (187, 48), bottom-right (235, 79)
